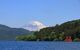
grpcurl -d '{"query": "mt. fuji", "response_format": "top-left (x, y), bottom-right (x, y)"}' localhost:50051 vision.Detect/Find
top-left (24, 21), bottom-right (47, 31)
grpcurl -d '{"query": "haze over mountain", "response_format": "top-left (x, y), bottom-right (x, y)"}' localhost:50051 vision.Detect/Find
top-left (0, 24), bottom-right (31, 40)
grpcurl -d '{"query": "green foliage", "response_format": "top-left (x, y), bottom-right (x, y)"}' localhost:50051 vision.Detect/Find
top-left (16, 19), bottom-right (80, 42)
top-left (58, 32), bottom-right (65, 41)
top-left (73, 38), bottom-right (80, 42)
top-left (16, 34), bottom-right (36, 41)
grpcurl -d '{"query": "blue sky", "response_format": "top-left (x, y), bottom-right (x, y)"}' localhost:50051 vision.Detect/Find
top-left (0, 0), bottom-right (80, 28)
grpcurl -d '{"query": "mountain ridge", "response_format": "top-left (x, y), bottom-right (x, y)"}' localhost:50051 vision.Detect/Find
top-left (16, 19), bottom-right (80, 42)
top-left (0, 24), bottom-right (31, 40)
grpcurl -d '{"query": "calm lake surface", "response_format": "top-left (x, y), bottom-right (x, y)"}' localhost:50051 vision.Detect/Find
top-left (0, 41), bottom-right (80, 50)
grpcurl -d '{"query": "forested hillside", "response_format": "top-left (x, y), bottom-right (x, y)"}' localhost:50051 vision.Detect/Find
top-left (16, 19), bottom-right (80, 42)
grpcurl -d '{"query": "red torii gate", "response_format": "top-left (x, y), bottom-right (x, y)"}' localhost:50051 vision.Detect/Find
top-left (65, 36), bottom-right (72, 42)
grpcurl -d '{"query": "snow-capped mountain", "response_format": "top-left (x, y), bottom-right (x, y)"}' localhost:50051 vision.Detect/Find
top-left (24, 21), bottom-right (47, 31)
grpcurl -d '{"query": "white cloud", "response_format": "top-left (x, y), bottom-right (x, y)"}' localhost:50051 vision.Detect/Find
top-left (24, 21), bottom-right (47, 31)
top-left (32, 21), bottom-right (46, 30)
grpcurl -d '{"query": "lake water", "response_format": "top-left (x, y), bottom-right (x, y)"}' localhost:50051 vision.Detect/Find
top-left (0, 41), bottom-right (80, 50)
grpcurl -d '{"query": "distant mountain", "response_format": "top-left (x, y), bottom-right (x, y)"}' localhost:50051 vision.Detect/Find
top-left (24, 21), bottom-right (46, 31)
top-left (0, 24), bottom-right (31, 40)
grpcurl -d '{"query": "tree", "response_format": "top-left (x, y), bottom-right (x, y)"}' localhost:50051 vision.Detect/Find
top-left (73, 38), bottom-right (80, 42)
top-left (58, 32), bottom-right (65, 41)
